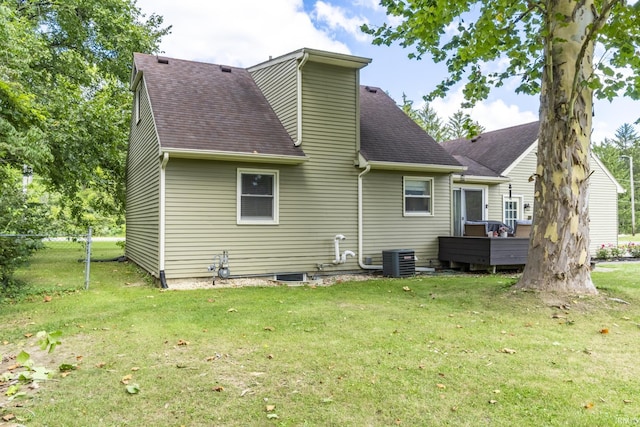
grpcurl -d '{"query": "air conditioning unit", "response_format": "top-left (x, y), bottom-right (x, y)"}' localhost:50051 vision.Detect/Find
top-left (382, 249), bottom-right (415, 278)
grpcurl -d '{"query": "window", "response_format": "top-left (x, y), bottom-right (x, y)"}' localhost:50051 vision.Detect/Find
top-left (237, 169), bottom-right (279, 224)
top-left (134, 84), bottom-right (141, 124)
top-left (404, 177), bottom-right (433, 216)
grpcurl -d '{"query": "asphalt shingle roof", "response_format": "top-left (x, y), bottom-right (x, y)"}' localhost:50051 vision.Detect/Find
top-left (443, 121), bottom-right (540, 176)
top-left (133, 53), bottom-right (462, 169)
top-left (359, 86), bottom-right (461, 167)
top-left (133, 53), bottom-right (304, 158)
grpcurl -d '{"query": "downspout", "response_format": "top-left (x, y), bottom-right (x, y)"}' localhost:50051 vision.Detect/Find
top-left (159, 152), bottom-right (169, 288)
top-left (358, 164), bottom-right (381, 270)
top-left (294, 53), bottom-right (309, 146)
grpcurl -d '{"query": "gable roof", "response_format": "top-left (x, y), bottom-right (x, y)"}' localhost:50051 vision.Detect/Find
top-left (359, 86), bottom-right (464, 171)
top-left (131, 52), bottom-right (463, 171)
top-left (443, 121), bottom-right (540, 176)
top-left (132, 53), bottom-right (306, 162)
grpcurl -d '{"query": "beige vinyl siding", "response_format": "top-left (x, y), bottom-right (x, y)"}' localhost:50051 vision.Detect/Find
top-left (163, 61), bottom-right (360, 278)
top-left (125, 79), bottom-right (161, 277)
top-left (587, 156), bottom-right (619, 252)
top-left (249, 59), bottom-right (298, 140)
top-left (489, 149), bottom-right (537, 223)
top-left (362, 171), bottom-right (452, 267)
top-left (488, 145), bottom-right (618, 254)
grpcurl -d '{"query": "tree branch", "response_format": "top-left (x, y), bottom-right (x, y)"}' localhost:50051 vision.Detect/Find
top-left (569, 0), bottom-right (622, 117)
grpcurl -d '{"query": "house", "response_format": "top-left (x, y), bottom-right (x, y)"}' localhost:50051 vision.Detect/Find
top-left (442, 121), bottom-right (624, 254)
top-left (126, 48), bottom-right (465, 286)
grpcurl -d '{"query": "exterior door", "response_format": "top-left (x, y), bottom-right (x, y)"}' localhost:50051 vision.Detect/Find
top-left (453, 187), bottom-right (486, 236)
top-left (503, 195), bottom-right (523, 230)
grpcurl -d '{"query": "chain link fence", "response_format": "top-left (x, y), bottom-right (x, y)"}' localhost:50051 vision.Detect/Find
top-left (0, 227), bottom-right (94, 290)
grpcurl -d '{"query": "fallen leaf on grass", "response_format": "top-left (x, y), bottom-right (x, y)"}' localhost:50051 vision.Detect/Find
top-left (58, 363), bottom-right (76, 372)
top-left (227, 308), bottom-right (237, 313)
top-left (95, 362), bottom-right (106, 368)
top-left (177, 339), bottom-right (189, 346)
top-left (499, 348), bottom-right (517, 354)
top-left (126, 384), bottom-right (140, 394)
top-left (488, 400), bottom-right (498, 404)
top-left (266, 414), bottom-right (279, 419)
top-left (265, 405), bottom-right (276, 412)
top-left (2, 414), bottom-right (15, 422)
top-left (584, 402), bottom-right (594, 409)
top-left (44, 295), bottom-right (52, 303)
top-left (402, 286), bottom-right (411, 292)
top-left (623, 399), bottom-right (632, 404)
top-left (263, 326), bottom-right (275, 331)
top-left (24, 333), bottom-right (33, 338)
top-left (267, 354), bottom-right (274, 359)
top-left (436, 383), bottom-right (446, 389)
top-left (121, 374), bottom-right (132, 385)
top-left (599, 328), bottom-right (609, 334)
top-left (213, 386), bottom-right (224, 392)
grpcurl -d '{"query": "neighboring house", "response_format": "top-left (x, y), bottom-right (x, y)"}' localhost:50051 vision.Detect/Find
top-left (126, 48), bottom-right (465, 285)
top-left (442, 121), bottom-right (624, 254)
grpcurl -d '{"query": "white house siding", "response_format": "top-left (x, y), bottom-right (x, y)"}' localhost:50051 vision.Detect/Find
top-left (249, 59), bottom-right (298, 140)
top-left (163, 61), bottom-right (361, 279)
top-left (362, 171), bottom-right (452, 267)
top-left (587, 156), bottom-right (619, 252)
top-left (488, 147), bottom-right (618, 254)
top-left (125, 79), bottom-right (161, 276)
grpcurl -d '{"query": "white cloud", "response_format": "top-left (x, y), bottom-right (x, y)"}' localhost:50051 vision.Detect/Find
top-left (312, 1), bottom-right (371, 42)
top-left (135, 0), bottom-right (349, 66)
top-left (426, 87), bottom-right (538, 131)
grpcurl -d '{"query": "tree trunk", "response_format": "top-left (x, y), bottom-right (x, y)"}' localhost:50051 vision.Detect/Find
top-left (516, 0), bottom-right (598, 294)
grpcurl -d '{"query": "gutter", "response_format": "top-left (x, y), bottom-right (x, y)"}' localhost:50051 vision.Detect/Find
top-left (357, 165), bottom-right (381, 270)
top-left (159, 152), bottom-right (169, 288)
top-left (295, 52), bottom-right (310, 146)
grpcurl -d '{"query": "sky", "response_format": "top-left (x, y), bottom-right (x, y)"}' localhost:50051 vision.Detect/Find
top-left (134, 0), bottom-right (639, 143)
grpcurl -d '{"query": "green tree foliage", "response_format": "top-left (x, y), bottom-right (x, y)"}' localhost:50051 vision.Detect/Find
top-left (0, 0), bottom-right (170, 219)
top-left (364, 0), bottom-right (640, 294)
top-left (400, 95), bottom-right (483, 142)
top-left (593, 124), bottom-right (640, 234)
top-left (0, 0), bottom-right (169, 289)
top-left (445, 110), bottom-right (485, 140)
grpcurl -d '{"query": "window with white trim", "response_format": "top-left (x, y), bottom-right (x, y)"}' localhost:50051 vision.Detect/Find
top-left (237, 169), bottom-right (279, 224)
top-left (134, 84), bottom-right (141, 124)
top-left (404, 177), bottom-right (433, 216)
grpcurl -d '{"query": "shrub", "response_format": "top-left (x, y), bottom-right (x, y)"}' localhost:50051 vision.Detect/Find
top-left (595, 244), bottom-right (610, 260)
top-left (628, 243), bottom-right (640, 258)
top-left (610, 244), bottom-right (626, 258)
top-left (0, 167), bottom-right (51, 292)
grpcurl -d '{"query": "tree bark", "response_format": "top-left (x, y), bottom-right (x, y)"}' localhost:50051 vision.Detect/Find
top-left (516, 0), bottom-right (598, 294)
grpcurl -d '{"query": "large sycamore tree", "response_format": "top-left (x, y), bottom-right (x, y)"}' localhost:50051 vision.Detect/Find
top-left (364, 0), bottom-right (640, 294)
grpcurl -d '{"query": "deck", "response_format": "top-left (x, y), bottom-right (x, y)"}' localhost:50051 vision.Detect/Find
top-left (438, 236), bottom-right (529, 269)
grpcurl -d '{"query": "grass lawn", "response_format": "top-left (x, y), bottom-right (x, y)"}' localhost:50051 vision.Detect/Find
top-left (1, 243), bottom-right (640, 426)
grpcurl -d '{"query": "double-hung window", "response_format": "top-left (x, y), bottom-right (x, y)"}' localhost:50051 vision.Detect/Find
top-left (404, 177), bottom-right (433, 216)
top-left (134, 84), bottom-right (141, 124)
top-left (237, 169), bottom-right (279, 224)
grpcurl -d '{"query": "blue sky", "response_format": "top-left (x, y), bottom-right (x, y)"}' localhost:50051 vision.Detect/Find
top-left (135, 0), bottom-right (638, 142)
